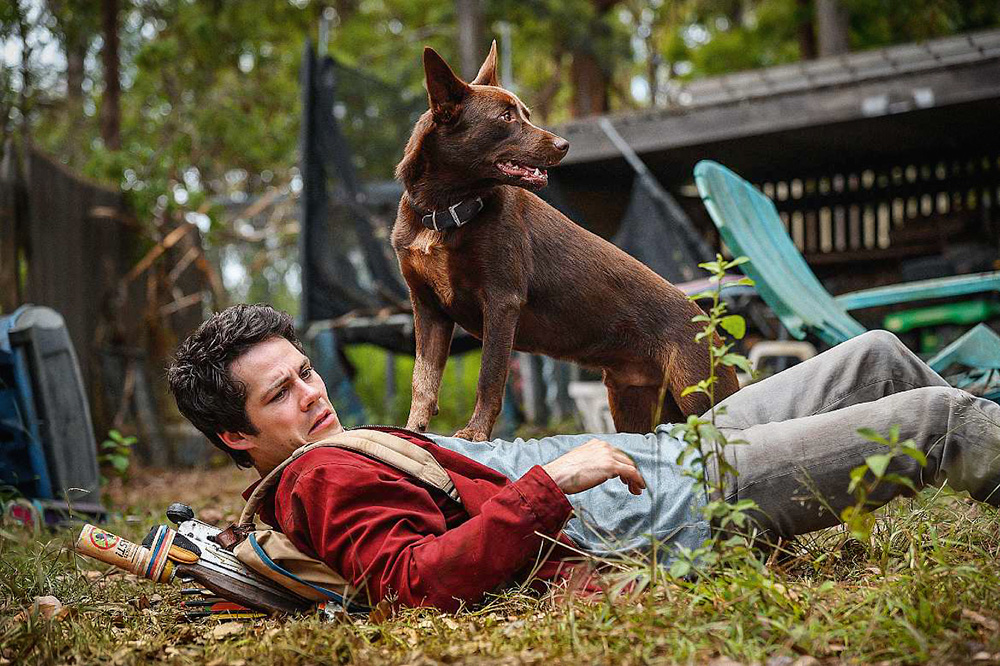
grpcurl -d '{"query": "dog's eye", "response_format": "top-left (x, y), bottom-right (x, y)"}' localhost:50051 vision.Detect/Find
top-left (500, 109), bottom-right (515, 122)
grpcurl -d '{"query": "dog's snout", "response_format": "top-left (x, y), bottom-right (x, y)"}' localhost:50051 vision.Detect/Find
top-left (552, 137), bottom-right (569, 154)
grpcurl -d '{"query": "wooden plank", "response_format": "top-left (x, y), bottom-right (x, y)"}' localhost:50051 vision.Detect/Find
top-left (804, 242), bottom-right (942, 265)
top-left (122, 223), bottom-right (195, 285)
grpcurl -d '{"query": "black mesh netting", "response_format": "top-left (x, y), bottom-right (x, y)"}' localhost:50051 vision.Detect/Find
top-left (611, 176), bottom-right (713, 283)
top-left (300, 42), bottom-right (417, 323)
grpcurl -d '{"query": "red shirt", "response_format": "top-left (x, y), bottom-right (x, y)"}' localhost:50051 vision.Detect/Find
top-left (245, 428), bottom-right (581, 611)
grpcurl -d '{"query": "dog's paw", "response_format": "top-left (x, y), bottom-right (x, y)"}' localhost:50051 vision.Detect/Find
top-left (453, 427), bottom-right (489, 442)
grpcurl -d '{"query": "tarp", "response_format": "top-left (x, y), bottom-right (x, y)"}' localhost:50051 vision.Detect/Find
top-left (545, 170), bottom-right (713, 285)
top-left (611, 177), bottom-right (712, 284)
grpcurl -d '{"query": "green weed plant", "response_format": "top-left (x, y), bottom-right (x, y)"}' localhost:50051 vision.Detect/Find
top-left (667, 255), bottom-right (759, 577)
top-left (98, 429), bottom-right (136, 486)
top-left (841, 424), bottom-right (928, 543)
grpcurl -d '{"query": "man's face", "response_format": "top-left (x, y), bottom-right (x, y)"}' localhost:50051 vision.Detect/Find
top-left (220, 336), bottom-right (343, 474)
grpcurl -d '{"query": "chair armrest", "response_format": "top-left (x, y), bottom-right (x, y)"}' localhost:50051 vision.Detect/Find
top-left (834, 272), bottom-right (1000, 312)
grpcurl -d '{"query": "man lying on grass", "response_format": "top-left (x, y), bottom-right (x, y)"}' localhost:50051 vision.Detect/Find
top-left (167, 303), bottom-right (1000, 612)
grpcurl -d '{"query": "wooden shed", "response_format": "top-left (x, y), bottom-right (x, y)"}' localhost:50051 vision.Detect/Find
top-left (552, 29), bottom-right (1000, 293)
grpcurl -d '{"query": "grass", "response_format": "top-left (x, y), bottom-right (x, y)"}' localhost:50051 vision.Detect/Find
top-left (1, 464), bottom-right (998, 665)
top-left (343, 344), bottom-right (483, 432)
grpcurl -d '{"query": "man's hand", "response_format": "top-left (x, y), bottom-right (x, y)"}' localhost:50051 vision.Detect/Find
top-left (541, 439), bottom-right (646, 496)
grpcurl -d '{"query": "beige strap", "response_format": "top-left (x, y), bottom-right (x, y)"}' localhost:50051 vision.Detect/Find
top-left (240, 429), bottom-right (460, 524)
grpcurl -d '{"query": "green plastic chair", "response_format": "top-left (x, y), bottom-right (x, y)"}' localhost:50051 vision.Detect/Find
top-left (694, 160), bottom-right (1000, 386)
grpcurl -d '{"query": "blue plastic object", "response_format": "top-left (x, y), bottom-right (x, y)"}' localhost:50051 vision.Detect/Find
top-left (928, 323), bottom-right (1000, 372)
top-left (0, 305), bottom-right (103, 509)
top-left (927, 324), bottom-right (1000, 401)
top-left (0, 305), bottom-right (55, 498)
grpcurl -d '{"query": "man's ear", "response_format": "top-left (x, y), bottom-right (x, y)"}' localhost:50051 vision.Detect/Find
top-left (219, 430), bottom-right (253, 452)
top-left (424, 47), bottom-right (468, 124)
top-left (471, 40), bottom-right (499, 87)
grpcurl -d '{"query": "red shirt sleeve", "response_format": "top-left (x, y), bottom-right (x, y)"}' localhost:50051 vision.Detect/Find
top-left (275, 454), bottom-right (573, 612)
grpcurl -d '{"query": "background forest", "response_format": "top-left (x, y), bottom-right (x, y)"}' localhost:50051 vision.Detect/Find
top-left (4, 0), bottom-right (1000, 314)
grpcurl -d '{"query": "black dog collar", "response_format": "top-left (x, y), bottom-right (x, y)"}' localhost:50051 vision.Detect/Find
top-left (416, 197), bottom-right (485, 232)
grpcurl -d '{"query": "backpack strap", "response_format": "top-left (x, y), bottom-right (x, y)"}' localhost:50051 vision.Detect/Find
top-left (239, 428), bottom-right (460, 525)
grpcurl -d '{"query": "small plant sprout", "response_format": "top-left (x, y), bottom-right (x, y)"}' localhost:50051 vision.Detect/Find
top-left (98, 429), bottom-right (137, 485)
top-left (841, 424), bottom-right (928, 543)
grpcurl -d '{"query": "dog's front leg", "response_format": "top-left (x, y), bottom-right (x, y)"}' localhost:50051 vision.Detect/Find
top-left (406, 297), bottom-right (455, 433)
top-left (454, 300), bottom-right (520, 441)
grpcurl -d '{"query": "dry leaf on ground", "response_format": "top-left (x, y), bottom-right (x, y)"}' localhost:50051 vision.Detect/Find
top-left (210, 621), bottom-right (244, 640)
top-left (791, 657), bottom-right (821, 666)
top-left (963, 609), bottom-right (1000, 632)
top-left (13, 596), bottom-right (72, 622)
top-left (33, 595), bottom-right (62, 619)
top-left (707, 657), bottom-right (744, 666)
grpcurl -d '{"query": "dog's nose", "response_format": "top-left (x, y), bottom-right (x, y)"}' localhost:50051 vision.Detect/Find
top-left (552, 137), bottom-right (569, 154)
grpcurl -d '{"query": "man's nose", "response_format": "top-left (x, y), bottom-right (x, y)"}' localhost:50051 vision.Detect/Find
top-left (299, 378), bottom-right (321, 409)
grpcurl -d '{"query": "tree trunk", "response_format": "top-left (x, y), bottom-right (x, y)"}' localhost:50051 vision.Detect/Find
top-left (815, 0), bottom-right (850, 57)
top-left (66, 46), bottom-right (85, 108)
top-left (65, 33), bottom-right (88, 143)
top-left (13, 0), bottom-right (32, 146)
top-left (100, 0), bottom-right (121, 150)
top-left (46, 0), bottom-right (90, 119)
top-left (455, 0), bottom-right (484, 81)
top-left (570, 49), bottom-right (608, 117)
top-left (646, 35), bottom-right (660, 107)
top-left (568, 0), bottom-right (617, 118)
top-left (797, 0), bottom-right (818, 60)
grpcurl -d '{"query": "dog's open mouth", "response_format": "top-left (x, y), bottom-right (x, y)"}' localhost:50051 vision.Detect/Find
top-left (496, 161), bottom-right (548, 188)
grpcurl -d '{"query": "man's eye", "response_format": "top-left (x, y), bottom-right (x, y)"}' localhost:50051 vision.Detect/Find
top-left (271, 388), bottom-right (287, 402)
top-left (301, 367), bottom-right (313, 379)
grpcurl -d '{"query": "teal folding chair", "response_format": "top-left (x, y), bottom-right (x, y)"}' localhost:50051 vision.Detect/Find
top-left (694, 160), bottom-right (1000, 398)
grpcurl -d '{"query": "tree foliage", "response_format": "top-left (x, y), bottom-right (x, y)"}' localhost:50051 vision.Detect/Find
top-left (4, 0), bottom-right (998, 308)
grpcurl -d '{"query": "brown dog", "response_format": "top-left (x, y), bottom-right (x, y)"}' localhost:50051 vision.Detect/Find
top-left (391, 42), bottom-right (739, 441)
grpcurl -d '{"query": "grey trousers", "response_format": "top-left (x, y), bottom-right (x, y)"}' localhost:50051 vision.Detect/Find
top-left (709, 330), bottom-right (1000, 540)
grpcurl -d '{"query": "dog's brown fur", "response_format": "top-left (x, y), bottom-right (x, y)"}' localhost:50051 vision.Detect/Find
top-left (391, 42), bottom-right (739, 441)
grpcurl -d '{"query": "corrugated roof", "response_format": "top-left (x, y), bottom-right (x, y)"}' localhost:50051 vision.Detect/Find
top-left (671, 28), bottom-right (1000, 110)
top-left (555, 28), bottom-right (1000, 168)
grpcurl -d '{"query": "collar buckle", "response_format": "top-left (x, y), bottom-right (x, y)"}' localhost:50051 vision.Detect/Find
top-left (449, 202), bottom-right (464, 227)
top-left (417, 196), bottom-right (485, 232)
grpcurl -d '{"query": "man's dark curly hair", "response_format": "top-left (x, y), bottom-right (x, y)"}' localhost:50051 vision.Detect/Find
top-left (167, 303), bottom-right (302, 468)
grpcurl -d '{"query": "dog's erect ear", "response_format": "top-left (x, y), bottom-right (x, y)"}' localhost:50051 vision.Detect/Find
top-left (471, 40), bottom-right (499, 87)
top-left (424, 47), bottom-right (469, 124)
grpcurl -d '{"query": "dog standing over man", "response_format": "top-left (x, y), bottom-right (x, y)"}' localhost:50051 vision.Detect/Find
top-left (391, 42), bottom-right (739, 441)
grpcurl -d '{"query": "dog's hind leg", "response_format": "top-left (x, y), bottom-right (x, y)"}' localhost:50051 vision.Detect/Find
top-left (656, 391), bottom-right (685, 427)
top-left (666, 342), bottom-right (740, 418)
top-left (669, 374), bottom-right (712, 419)
top-left (713, 364), bottom-right (741, 404)
top-left (606, 382), bottom-right (663, 433)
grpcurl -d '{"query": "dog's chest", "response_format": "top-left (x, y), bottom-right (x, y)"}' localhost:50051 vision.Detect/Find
top-left (404, 231), bottom-right (467, 311)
